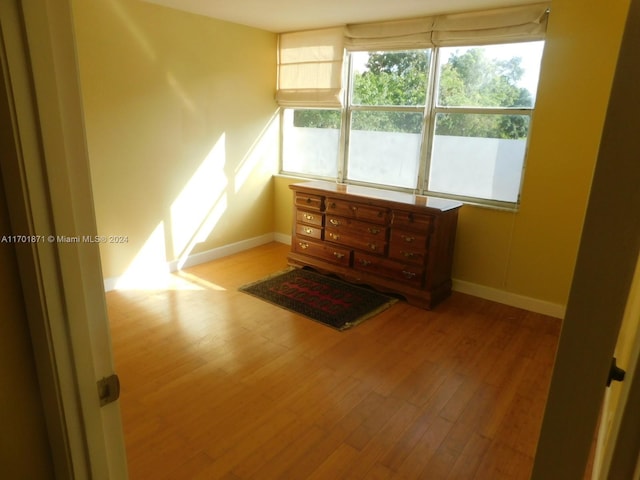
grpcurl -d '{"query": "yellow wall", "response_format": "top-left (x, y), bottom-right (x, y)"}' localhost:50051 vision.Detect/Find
top-left (72, 0), bottom-right (278, 279)
top-left (502, 0), bottom-right (630, 304)
top-left (276, 0), bottom-right (630, 308)
top-left (73, 0), bottom-right (629, 307)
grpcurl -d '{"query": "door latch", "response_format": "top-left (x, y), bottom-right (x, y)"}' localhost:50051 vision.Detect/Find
top-left (607, 357), bottom-right (626, 387)
top-left (97, 374), bottom-right (120, 406)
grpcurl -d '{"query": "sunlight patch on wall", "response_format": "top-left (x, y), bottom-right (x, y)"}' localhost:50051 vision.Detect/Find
top-left (234, 111), bottom-right (279, 193)
top-left (166, 71), bottom-right (196, 112)
top-left (175, 193), bottom-right (228, 270)
top-left (171, 135), bottom-right (228, 266)
top-left (114, 222), bottom-right (202, 290)
top-left (107, 0), bottom-right (157, 61)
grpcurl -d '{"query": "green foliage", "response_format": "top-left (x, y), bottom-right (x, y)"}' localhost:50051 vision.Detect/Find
top-left (292, 48), bottom-right (532, 139)
top-left (350, 51), bottom-right (428, 133)
top-left (353, 51), bottom-right (429, 106)
top-left (293, 109), bottom-right (341, 129)
top-left (436, 48), bottom-right (532, 139)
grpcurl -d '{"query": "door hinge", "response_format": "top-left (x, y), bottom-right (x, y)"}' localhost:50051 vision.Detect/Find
top-left (97, 374), bottom-right (120, 406)
top-left (607, 357), bottom-right (626, 387)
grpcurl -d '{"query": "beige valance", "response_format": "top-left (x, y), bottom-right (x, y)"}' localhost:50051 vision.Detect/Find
top-left (431, 3), bottom-right (550, 46)
top-left (344, 3), bottom-right (549, 50)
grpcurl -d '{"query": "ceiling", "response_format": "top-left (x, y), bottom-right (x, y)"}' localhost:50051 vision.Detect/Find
top-left (140, 0), bottom-right (537, 33)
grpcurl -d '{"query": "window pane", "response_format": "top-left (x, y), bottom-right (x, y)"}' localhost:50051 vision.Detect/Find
top-left (282, 109), bottom-right (340, 177)
top-left (351, 50), bottom-right (431, 106)
top-left (428, 113), bottom-right (530, 203)
top-left (438, 41), bottom-right (544, 108)
top-left (347, 110), bottom-right (422, 189)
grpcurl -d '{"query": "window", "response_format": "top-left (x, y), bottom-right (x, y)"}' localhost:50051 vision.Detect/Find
top-left (278, 5), bottom-right (549, 208)
top-left (282, 109), bottom-right (341, 179)
top-left (345, 50), bottom-right (430, 189)
top-left (281, 41), bottom-right (544, 208)
top-left (427, 42), bottom-right (543, 204)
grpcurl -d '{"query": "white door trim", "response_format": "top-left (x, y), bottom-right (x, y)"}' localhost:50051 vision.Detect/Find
top-left (599, 254), bottom-right (640, 478)
top-left (0, 1), bottom-right (127, 478)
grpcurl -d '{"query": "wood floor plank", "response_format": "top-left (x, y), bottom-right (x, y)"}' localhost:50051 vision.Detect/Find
top-left (397, 414), bottom-right (455, 479)
top-left (106, 242), bottom-right (561, 479)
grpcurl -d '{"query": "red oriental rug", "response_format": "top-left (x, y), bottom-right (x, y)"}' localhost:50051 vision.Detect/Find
top-left (239, 267), bottom-right (397, 330)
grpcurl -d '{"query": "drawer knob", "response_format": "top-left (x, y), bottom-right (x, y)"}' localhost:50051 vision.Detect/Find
top-left (368, 227), bottom-right (380, 234)
top-left (330, 233), bottom-right (340, 240)
top-left (403, 251), bottom-right (416, 258)
top-left (333, 252), bottom-right (345, 259)
top-left (368, 243), bottom-right (377, 251)
top-left (402, 235), bottom-right (415, 243)
top-left (358, 259), bottom-right (372, 266)
top-left (402, 270), bottom-right (416, 279)
top-left (329, 219), bottom-right (340, 226)
top-left (298, 242), bottom-right (309, 250)
top-left (306, 197), bottom-right (312, 204)
top-left (303, 214), bottom-right (314, 221)
top-left (304, 227), bottom-right (313, 234)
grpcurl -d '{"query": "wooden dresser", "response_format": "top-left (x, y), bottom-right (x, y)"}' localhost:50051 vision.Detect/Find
top-left (287, 181), bottom-right (463, 309)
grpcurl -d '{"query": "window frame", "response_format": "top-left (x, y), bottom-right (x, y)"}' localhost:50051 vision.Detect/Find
top-left (280, 41), bottom-right (542, 211)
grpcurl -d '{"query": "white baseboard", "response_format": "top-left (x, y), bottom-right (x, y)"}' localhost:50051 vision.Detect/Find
top-left (103, 233), bottom-right (278, 291)
top-left (168, 233), bottom-right (277, 271)
top-left (452, 279), bottom-right (565, 319)
top-left (103, 276), bottom-right (120, 292)
top-left (103, 232), bottom-right (565, 318)
top-left (274, 232), bottom-right (292, 245)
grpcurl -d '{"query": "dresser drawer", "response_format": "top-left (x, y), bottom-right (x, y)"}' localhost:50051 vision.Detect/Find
top-left (388, 229), bottom-right (428, 265)
top-left (293, 237), bottom-right (351, 266)
top-left (326, 198), bottom-right (389, 224)
top-left (388, 243), bottom-right (428, 265)
top-left (326, 228), bottom-right (387, 255)
top-left (296, 209), bottom-right (323, 227)
top-left (392, 210), bottom-right (433, 232)
top-left (354, 252), bottom-right (424, 287)
top-left (295, 223), bottom-right (322, 240)
top-left (325, 215), bottom-right (387, 237)
top-left (295, 193), bottom-right (323, 211)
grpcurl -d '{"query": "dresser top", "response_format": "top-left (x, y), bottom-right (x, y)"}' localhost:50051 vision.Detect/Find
top-left (290, 181), bottom-right (463, 213)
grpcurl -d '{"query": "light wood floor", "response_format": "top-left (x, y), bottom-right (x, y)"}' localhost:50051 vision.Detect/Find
top-left (106, 242), bottom-right (561, 479)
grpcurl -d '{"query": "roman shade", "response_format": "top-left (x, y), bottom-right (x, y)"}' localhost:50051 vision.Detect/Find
top-left (276, 3), bottom-right (549, 106)
top-left (344, 17), bottom-right (434, 51)
top-left (431, 3), bottom-right (550, 46)
top-left (276, 27), bottom-right (345, 108)
top-left (344, 3), bottom-right (549, 50)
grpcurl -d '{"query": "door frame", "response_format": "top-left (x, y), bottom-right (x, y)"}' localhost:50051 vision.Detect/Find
top-left (0, 0), bottom-right (127, 478)
top-left (531, 0), bottom-right (640, 477)
top-left (594, 254), bottom-right (640, 478)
